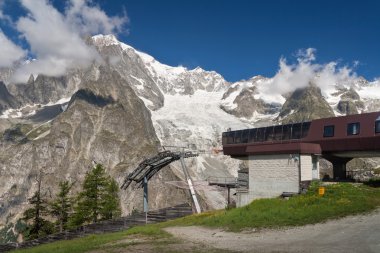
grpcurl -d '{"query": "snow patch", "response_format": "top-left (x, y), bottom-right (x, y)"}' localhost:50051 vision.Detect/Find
top-left (0, 97), bottom-right (71, 119)
top-left (130, 75), bottom-right (145, 85)
top-left (357, 81), bottom-right (380, 99)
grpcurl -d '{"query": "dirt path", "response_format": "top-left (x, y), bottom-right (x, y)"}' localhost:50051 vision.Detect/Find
top-left (165, 209), bottom-right (380, 253)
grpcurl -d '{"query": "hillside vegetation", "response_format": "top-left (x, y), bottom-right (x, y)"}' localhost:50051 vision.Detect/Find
top-left (162, 181), bottom-right (380, 231)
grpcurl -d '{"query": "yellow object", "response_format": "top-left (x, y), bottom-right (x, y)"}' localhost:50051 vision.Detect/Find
top-left (318, 186), bottom-right (325, 196)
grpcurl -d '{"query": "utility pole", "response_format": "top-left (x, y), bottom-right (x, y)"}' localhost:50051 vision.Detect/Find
top-left (143, 176), bottom-right (148, 224)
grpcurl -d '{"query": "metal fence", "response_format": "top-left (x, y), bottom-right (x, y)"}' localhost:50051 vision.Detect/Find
top-left (0, 203), bottom-right (192, 252)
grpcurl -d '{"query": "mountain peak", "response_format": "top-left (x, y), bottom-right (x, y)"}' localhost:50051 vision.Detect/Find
top-left (91, 34), bottom-right (133, 51)
top-left (92, 34), bottom-right (118, 44)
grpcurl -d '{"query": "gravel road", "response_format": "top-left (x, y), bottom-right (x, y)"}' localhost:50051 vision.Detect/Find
top-left (165, 209), bottom-right (380, 253)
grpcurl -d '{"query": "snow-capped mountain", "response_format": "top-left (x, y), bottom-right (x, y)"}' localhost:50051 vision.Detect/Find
top-left (1, 34), bottom-right (380, 240)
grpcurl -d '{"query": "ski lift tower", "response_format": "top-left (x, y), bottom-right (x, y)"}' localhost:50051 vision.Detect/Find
top-left (121, 147), bottom-right (201, 223)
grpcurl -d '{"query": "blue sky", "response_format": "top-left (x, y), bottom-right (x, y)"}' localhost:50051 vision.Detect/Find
top-left (1, 0), bottom-right (379, 82)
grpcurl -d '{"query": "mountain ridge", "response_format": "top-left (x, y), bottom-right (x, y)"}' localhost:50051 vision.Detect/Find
top-left (1, 34), bottom-right (380, 242)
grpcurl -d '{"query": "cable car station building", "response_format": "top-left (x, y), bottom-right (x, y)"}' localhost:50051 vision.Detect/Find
top-left (222, 112), bottom-right (380, 207)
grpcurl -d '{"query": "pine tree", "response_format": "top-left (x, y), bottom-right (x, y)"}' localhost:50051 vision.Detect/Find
top-left (49, 181), bottom-right (74, 232)
top-left (71, 164), bottom-right (120, 226)
top-left (22, 172), bottom-right (54, 240)
top-left (100, 178), bottom-right (121, 220)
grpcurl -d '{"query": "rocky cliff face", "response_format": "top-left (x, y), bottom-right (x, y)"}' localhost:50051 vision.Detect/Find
top-left (0, 82), bottom-right (19, 114)
top-left (220, 76), bottom-right (282, 125)
top-left (333, 87), bottom-right (364, 115)
top-left (278, 84), bottom-right (335, 123)
top-left (0, 68), bottom-right (187, 230)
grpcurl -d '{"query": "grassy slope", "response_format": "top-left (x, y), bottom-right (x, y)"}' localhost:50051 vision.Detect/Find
top-left (13, 182), bottom-right (380, 253)
top-left (162, 182), bottom-right (380, 231)
top-left (12, 226), bottom-right (169, 253)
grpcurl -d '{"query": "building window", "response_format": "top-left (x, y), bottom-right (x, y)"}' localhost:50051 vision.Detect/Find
top-left (281, 124), bottom-right (292, 140)
top-left (291, 123), bottom-right (302, 139)
top-left (376, 120), bottom-right (380, 134)
top-left (264, 126), bottom-right (274, 141)
top-left (234, 131), bottom-right (242, 144)
top-left (273, 125), bottom-right (283, 141)
top-left (241, 130), bottom-right (249, 143)
top-left (226, 131), bottom-right (235, 144)
top-left (347, 122), bottom-right (360, 136)
top-left (323, 125), bottom-right (335, 137)
top-left (255, 127), bottom-right (266, 142)
top-left (301, 122), bottom-right (311, 138)
top-left (248, 128), bottom-right (257, 143)
top-left (222, 132), bottom-right (227, 145)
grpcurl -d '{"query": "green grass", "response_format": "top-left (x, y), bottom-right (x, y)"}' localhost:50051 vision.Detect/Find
top-left (12, 226), bottom-right (169, 253)
top-left (160, 182), bottom-right (380, 231)
top-left (12, 182), bottom-right (380, 253)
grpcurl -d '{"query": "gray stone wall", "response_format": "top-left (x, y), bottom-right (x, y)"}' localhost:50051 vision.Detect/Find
top-left (301, 155), bottom-right (312, 181)
top-left (237, 154), bottom-right (302, 207)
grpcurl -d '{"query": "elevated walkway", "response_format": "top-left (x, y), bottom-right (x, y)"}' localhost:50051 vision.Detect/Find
top-left (207, 177), bottom-right (238, 206)
top-left (208, 177), bottom-right (238, 188)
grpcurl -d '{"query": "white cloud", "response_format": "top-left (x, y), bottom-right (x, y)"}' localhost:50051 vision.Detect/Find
top-left (261, 48), bottom-right (358, 98)
top-left (66, 0), bottom-right (128, 35)
top-left (0, 29), bottom-right (26, 68)
top-left (10, 0), bottom-right (128, 83)
top-left (296, 48), bottom-right (316, 63)
top-left (13, 0), bottom-right (99, 82)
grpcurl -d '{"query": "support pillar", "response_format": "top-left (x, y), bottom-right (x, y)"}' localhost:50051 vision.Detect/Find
top-left (143, 176), bottom-right (148, 224)
top-left (324, 156), bottom-right (352, 180)
top-left (227, 187), bottom-right (231, 206)
top-left (180, 156), bottom-right (201, 214)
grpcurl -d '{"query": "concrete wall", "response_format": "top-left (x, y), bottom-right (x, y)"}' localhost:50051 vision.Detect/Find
top-left (301, 155), bottom-right (312, 181)
top-left (312, 155), bottom-right (320, 180)
top-left (237, 154), bottom-right (301, 207)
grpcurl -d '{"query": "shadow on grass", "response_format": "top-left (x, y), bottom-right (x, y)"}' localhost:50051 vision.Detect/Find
top-left (364, 179), bottom-right (380, 188)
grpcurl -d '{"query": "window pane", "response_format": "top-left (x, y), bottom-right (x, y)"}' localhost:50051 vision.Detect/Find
top-left (301, 122), bottom-right (311, 138)
top-left (255, 127), bottom-right (266, 142)
top-left (291, 123), bottom-right (302, 139)
top-left (264, 126), bottom-right (274, 141)
top-left (376, 120), bottom-right (380, 134)
top-left (248, 128), bottom-right (257, 143)
top-left (273, 125), bottom-right (283, 141)
top-left (227, 131), bottom-right (235, 144)
top-left (241, 130), bottom-right (249, 143)
top-left (282, 124), bottom-right (292, 140)
top-left (323, 125), bottom-right (335, 137)
top-left (222, 132), bottom-right (227, 145)
top-left (235, 131), bottom-right (242, 144)
top-left (347, 122), bottom-right (360, 136)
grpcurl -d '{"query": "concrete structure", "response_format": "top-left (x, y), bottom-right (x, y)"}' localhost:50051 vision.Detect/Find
top-left (236, 154), bottom-right (319, 207)
top-left (223, 111), bottom-right (380, 207)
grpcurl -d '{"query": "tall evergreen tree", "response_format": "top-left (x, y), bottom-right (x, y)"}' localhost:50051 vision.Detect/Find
top-left (100, 178), bottom-right (121, 220)
top-left (22, 172), bottom-right (54, 240)
top-left (49, 181), bottom-right (74, 232)
top-left (71, 164), bottom-right (120, 226)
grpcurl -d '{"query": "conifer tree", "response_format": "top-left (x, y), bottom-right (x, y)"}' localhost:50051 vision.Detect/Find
top-left (22, 172), bottom-right (54, 240)
top-left (71, 164), bottom-right (120, 226)
top-left (100, 178), bottom-right (121, 220)
top-left (49, 181), bottom-right (74, 232)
